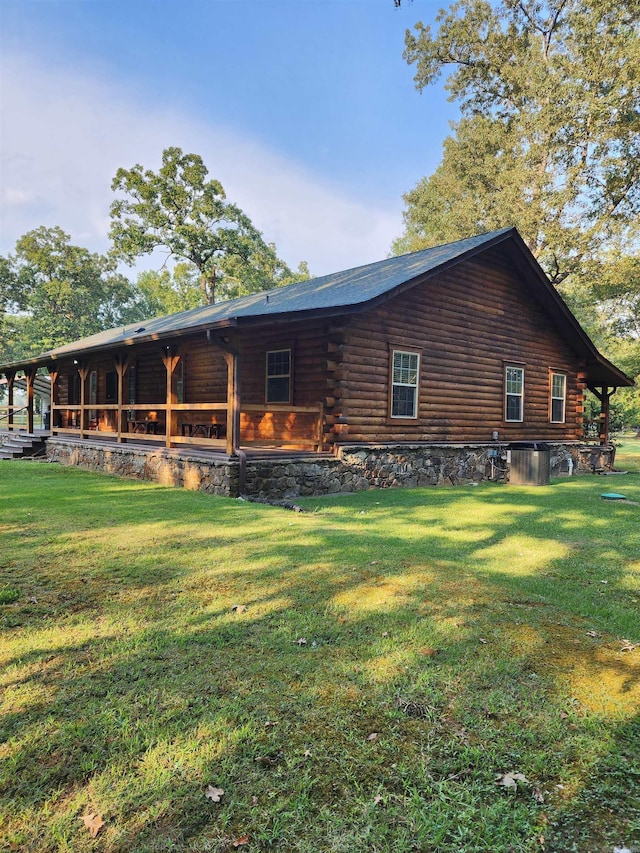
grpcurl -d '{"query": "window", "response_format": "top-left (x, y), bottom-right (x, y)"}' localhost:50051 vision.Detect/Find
top-left (127, 365), bottom-right (137, 421)
top-left (176, 360), bottom-right (185, 404)
top-left (391, 350), bottom-right (419, 419)
top-left (89, 370), bottom-right (97, 420)
top-left (550, 372), bottom-right (566, 423)
top-left (505, 365), bottom-right (524, 422)
top-left (127, 366), bottom-right (137, 405)
top-left (68, 373), bottom-right (80, 405)
top-left (266, 349), bottom-right (291, 404)
top-left (105, 371), bottom-right (117, 403)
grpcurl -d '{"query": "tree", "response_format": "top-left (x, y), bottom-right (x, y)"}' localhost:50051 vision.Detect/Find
top-left (130, 264), bottom-right (203, 319)
top-left (216, 248), bottom-right (311, 302)
top-left (395, 0), bottom-right (640, 289)
top-left (110, 147), bottom-right (305, 304)
top-left (0, 226), bottom-right (138, 361)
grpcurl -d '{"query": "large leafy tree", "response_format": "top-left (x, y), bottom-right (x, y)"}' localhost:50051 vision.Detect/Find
top-left (110, 147), bottom-right (304, 304)
top-left (131, 264), bottom-right (203, 320)
top-left (395, 0), bottom-right (639, 295)
top-left (0, 226), bottom-right (138, 362)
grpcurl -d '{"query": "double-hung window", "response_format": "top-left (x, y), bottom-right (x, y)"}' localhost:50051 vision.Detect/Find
top-left (266, 349), bottom-right (291, 404)
top-left (391, 350), bottom-right (419, 419)
top-left (505, 365), bottom-right (524, 422)
top-left (550, 372), bottom-right (566, 423)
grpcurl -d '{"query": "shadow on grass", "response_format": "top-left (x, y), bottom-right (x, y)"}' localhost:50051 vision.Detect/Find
top-left (1, 463), bottom-right (639, 851)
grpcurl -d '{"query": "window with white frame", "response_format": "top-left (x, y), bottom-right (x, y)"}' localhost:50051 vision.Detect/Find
top-left (391, 350), bottom-right (419, 418)
top-left (505, 365), bottom-right (524, 422)
top-left (550, 372), bottom-right (566, 423)
top-left (266, 349), bottom-right (291, 404)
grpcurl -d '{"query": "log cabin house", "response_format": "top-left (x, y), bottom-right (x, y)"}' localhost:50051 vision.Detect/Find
top-left (0, 228), bottom-right (632, 495)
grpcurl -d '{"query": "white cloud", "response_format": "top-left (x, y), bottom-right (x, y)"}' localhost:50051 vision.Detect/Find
top-left (0, 53), bottom-right (402, 276)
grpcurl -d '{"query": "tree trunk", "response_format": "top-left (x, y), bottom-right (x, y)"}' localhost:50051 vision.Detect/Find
top-left (201, 268), bottom-right (217, 304)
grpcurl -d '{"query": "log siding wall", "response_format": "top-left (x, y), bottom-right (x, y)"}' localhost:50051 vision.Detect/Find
top-left (49, 245), bottom-right (588, 447)
top-left (339, 247), bottom-right (584, 443)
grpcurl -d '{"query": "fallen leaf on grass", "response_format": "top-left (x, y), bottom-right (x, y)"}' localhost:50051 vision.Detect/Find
top-left (419, 647), bottom-right (439, 657)
top-left (81, 812), bottom-right (105, 837)
top-left (251, 796), bottom-right (258, 806)
top-left (295, 637), bottom-right (307, 646)
top-left (373, 794), bottom-right (384, 805)
top-left (495, 772), bottom-right (530, 788)
top-left (478, 638), bottom-right (488, 644)
top-left (586, 630), bottom-right (600, 638)
top-left (205, 785), bottom-right (225, 802)
top-left (303, 749), bottom-right (312, 758)
top-left (233, 835), bottom-right (250, 847)
top-left (367, 732), bottom-right (379, 741)
top-left (533, 787), bottom-right (545, 803)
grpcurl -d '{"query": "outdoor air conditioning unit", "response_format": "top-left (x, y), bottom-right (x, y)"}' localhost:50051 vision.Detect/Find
top-left (508, 442), bottom-right (551, 486)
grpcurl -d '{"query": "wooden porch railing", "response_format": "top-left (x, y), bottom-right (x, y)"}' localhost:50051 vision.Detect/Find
top-left (0, 405), bottom-right (44, 431)
top-left (50, 401), bottom-right (325, 452)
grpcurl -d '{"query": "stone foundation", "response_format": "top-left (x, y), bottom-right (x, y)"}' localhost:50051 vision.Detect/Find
top-left (46, 439), bottom-right (239, 497)
top-left (46, 438), bottom-right (617, 500)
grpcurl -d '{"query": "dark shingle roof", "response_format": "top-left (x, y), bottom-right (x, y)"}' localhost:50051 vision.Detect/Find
top-left (41, 228), bottom-right (515, 358)
top-left (1, 226), bottom-right (632, 387)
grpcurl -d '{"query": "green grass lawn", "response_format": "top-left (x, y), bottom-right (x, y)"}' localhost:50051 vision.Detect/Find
top-left (1, 442), bottom-right (639, 852)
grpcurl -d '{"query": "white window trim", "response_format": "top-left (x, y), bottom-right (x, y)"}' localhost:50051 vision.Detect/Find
top-left (505, 365), bottom-right (524, 423)
top-left (265, 348), bottom-right (292, 404)
top-left (391, 349), bottom-right (420, 419)
top-left (550, 372), bottom-right (566, 423)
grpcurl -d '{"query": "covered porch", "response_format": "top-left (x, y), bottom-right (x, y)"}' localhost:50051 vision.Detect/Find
top-left (2, 334), bottom-right (326, 454)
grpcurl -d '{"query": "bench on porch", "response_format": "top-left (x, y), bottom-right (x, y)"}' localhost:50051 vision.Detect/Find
top-left (128, 419), bottom-right (165, 435)
top-left (179, 421), bottom-right (226, 439)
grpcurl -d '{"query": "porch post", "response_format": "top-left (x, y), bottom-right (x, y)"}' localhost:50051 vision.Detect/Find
top-left (223, 350), bottom-right (241, 456)
top-left (600, 387), bottom-right (613, 446)
top-left (48, 366), bottom-right (58, 432)
top-left (591, 385), bottom-right (615, 445)
top-left (162, 347), bottom-right (181, 449)
top-left (114, 355), bottom-right (128, 443)
top-left (6, 370), bottom-right (15, 430)
top-left (25, 369), bottom-right (36, 434)
top-left (78, 365), bottom-right (89, 437)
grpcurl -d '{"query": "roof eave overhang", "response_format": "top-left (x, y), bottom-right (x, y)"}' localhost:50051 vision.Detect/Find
top-left (0, 318), bottom-right (240, 372)
top-left (1, 227), bottom-right (633, 390)
top-left (501, 231), bottom-right (634, 388)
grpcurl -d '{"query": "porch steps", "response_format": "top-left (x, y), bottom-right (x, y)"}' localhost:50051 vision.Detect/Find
top-left (0, 431), bottom-right (47, 460)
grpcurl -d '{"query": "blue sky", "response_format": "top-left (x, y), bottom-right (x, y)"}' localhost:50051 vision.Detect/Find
top-left (1, 0), bottom-right (455, 276)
